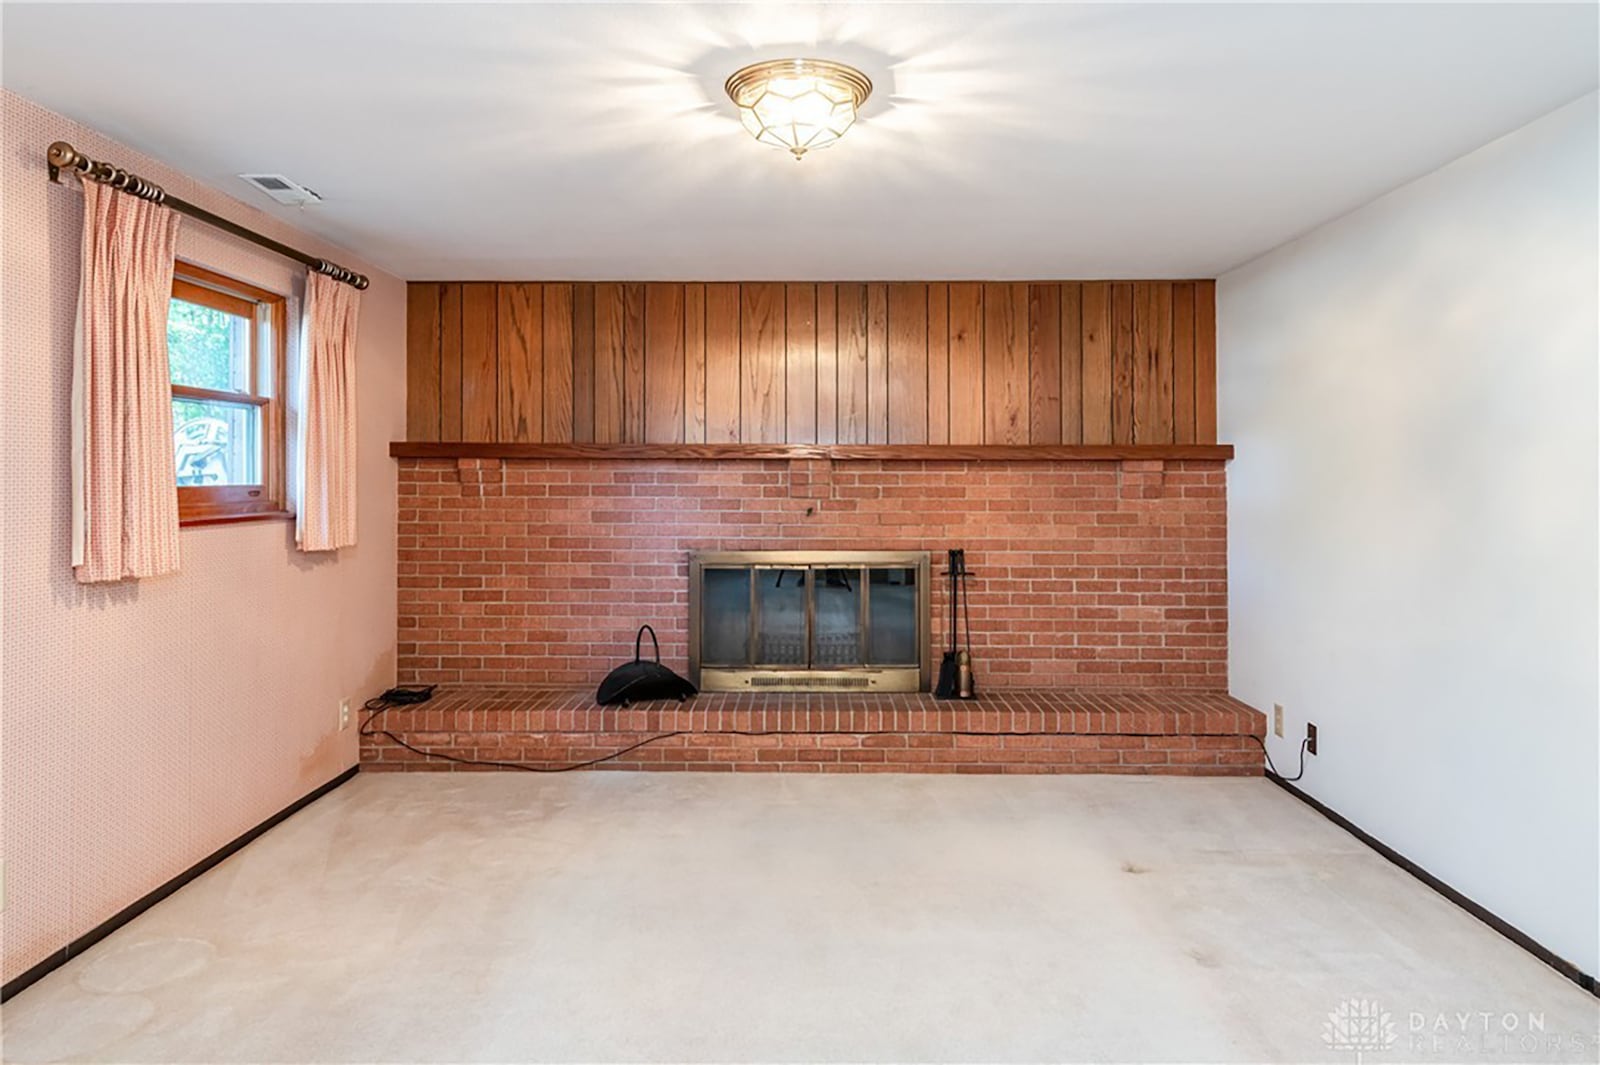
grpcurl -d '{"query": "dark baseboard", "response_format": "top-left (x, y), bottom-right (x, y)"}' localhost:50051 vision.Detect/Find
top-left (1, 765), bottom-right (359, 1002)
top-left (1268, 775), bottom-right (1597, 998)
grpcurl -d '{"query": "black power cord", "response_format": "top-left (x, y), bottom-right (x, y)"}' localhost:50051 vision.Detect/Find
top-left (360, 687), bottom-right (678, 773)
top-left (1249, 733), bottom-right (1311, 782)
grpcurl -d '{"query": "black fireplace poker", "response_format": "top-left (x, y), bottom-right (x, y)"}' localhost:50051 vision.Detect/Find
top-left (934, 549), bottom-right (976, 700)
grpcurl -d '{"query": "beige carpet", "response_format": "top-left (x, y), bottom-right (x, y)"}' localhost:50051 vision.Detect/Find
top-left (4, 773), bottom-right (1596, 1063)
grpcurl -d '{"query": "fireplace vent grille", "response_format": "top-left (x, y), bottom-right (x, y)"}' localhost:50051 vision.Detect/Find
top-left (748, 674), bottom-right (873, 690)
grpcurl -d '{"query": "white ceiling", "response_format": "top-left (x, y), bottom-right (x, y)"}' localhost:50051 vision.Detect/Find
top-left (5, 3), bottom-right (1596, 281)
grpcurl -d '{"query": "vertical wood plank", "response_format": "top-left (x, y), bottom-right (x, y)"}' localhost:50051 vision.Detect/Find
top-left (438, 283), bottom-right (462, 440)
top-left (815, 284), bottom-right (839, 445)
top-left (1080, 282), bottom-right (1111, 444)
top-left (593, 283), bottom-right (625, 444)
top-left (1110, 282), bottom-right (1136, 445)
top-left (1152, 279), bottom-right (1177, 441)
top-left (740, 283), bottom-right (786, 443)
top-left (496, 283), bottom-right (542, 443)
top-left (704, 283), bottom-right (741, 443)
top-left (1195, 280), bottom-right (1218, 443)
top-left (643, 283), bottom-right (686, 444)
top-left (1132, 283), bottom-right (1154, 443)
top-left (622, 283), bottom-right (646, 444)
top-left (571, 283), bottom-right (595, 443)
top-left (886, 283), bottom-right (929, 444)
top-left (947, 282), bottom-right (984, 445)
top-left (835, 283), bottom-right (869, 444)
top-left (926, 283), bottom-right (950, 445)
top-left (405, 283), bottom-right (441, 441)
top-left (865, 284), bottom-right (890, 444)
top-left (1060, 282), bottom-right (1083, 444)
top-left (1172, 282), bottom-right (1197, 444)
top-left (983, 282), bottom-right (1028, 444)
top-left (785, 284), bottom-right (817, 443)
top-left (540, 284), bottom-right (572, 443)
top-left (460, 283), bottom-right (498, 442)
top-left (1027, 282), bottom-right (1062, 444)
top-left (683, 283), bottom-right (706, 444)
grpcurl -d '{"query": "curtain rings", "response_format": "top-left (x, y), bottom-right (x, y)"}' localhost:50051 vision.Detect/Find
top-left (82, 158), bottom-right (165, 204)
top-left (314, 260), bottom-right (370, 290)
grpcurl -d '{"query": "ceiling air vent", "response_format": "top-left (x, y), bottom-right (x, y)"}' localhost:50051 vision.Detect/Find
top-left (238, 173), bottom-right (322, 207)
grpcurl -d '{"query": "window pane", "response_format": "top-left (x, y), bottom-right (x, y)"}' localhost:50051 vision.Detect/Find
top-left (868, 567), bottom-right (919, 664)
top-left (173, 399), bottom-right (261, 486)
top-left (168, 297), bottom-right (250, 392)
top-left (754, 568), bottom-right (807, 665)
top-left (701, 568), bottom-right (751, 665)
top-left (812, 568), bottom-right (864, 666)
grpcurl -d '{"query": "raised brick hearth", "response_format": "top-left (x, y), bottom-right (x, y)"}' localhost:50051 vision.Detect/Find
top-left (360, 688), bottom-right (1265, 775)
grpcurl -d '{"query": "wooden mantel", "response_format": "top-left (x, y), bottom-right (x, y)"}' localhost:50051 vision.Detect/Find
top-left (389, 442), bottom-right (1233, 461)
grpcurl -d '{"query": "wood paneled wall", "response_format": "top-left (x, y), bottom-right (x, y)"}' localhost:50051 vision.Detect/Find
top-left (406, 281), bottom-right (1217, 446)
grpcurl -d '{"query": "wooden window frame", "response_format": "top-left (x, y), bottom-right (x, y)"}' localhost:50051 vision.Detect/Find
top-left (170, 262), bottom-right (291, 526)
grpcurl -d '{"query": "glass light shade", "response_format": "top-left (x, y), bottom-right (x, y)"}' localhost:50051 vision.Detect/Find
top-left (725, 59), bottom-right (873, 160)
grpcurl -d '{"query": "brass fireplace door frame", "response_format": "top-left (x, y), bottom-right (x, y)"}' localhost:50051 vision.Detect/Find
top-left (688, 550), bottom-right (933, 693)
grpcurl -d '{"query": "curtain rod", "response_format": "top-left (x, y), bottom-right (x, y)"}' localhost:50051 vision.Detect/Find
top-left (45, 141), bottom-right (370, 290)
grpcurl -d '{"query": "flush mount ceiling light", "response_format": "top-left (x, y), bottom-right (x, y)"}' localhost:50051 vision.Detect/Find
top-left (725, 58), bottom-right (873, 160)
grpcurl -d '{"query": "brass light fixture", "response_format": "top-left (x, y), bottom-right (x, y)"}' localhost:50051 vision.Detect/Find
top-left (725, 58), bottom-right (873, 160)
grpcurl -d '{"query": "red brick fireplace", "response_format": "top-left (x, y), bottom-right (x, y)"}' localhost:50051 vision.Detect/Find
top-left (397, 455), bottom-right (1224, 684)
top-left (367, 451), bottom-right (1261, 775)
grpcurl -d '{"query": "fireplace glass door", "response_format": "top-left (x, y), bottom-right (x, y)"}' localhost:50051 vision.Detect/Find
top-left (690, 551), bottom-right (931, 692)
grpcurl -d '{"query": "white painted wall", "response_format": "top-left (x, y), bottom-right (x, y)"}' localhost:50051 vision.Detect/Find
top-left (1220, 93), bottom-right (1599, 976)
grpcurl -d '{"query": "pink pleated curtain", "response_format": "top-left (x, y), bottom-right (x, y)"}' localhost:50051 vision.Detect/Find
top-left (297, 270), bottom-right (361, 552)
top-left (70, 178), bottom-right (182, 583)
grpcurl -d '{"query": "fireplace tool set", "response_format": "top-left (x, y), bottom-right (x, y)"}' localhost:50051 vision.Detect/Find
top-left (935, 548), bottom-right (976, 699)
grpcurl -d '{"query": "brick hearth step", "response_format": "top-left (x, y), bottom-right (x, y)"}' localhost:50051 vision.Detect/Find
top-left (361, 688), bottom-right (1266, 776)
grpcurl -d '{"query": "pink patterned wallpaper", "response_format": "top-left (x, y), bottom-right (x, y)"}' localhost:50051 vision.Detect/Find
top-left (0, 90), bottom-right (406, 983)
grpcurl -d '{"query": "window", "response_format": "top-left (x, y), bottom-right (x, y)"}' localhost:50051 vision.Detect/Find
top-left (167, 263), bottom-right (288, 524)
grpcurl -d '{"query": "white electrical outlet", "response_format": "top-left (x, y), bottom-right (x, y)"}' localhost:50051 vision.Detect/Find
top-left (339, 698), bottom-right (351, 731)
top-left (1273, 703), bottom-right (1285, 738)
